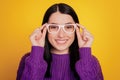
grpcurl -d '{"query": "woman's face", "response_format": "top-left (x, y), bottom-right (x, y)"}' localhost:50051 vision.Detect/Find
top-left (47, 12), bottom-right (75, 54)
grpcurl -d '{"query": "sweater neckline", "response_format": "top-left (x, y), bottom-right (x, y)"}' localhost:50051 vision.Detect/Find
top-left (51, 53), bottom-right (70, 61)
top-left (51, 53), bottom-right (69, 56)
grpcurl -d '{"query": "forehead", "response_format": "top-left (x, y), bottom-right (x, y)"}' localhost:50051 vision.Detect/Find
top-left (48, 12), bottom-right (75, 24)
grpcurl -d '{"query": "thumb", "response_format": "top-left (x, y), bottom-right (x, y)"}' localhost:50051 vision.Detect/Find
top-left (41, 27), bottom-right (47, 39)
top-left (75, 25), bottom-right (82, 41)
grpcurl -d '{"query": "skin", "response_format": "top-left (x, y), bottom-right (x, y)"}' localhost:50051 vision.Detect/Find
top-left (47, 12), bottom-right (75, 54)
top-left (30, 11), bottom-right (94, 55)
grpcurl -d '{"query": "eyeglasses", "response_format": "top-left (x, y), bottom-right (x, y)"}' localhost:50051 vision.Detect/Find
top-left (46, 24), bottom-right (77, 34)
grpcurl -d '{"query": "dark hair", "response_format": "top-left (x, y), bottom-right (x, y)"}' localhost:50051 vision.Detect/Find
top-left (42, 3), bottom-right (80, 80)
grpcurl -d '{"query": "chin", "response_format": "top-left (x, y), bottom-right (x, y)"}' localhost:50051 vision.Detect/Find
top-left (53, 42), bottom-right (70, 52)
top-left (56, 46), bottom-right (68, 51)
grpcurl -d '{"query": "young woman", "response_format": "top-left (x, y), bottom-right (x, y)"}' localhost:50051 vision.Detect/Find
top-left (16, 3), bottom-right (104, 80)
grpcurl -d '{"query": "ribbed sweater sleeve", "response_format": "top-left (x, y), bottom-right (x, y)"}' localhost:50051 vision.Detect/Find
top-left (21, 46), bottom-right (47, 80)
top-left (75, 47), bottom-right (104, 80)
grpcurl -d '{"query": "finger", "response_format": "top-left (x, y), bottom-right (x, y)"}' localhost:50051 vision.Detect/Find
top-left (76, 23), bottom-right (86, 31)
top-left (30, 32), bottom-right (39, 41)
top-left (37, 23), bottom-right (47, 37)
top-left (30, 27), bottom-right (42, 40)
top-left (85, 32), bottom-right (93, 38)
top-left (41, 27), bottom-right (47, 39)
top-left (76, 23), bottom-right (86, 40)
top-left (83, 35), bottom-right (93, 47)
top-left (32, 28), bottom-right (40, 34)
top-left (79, 26), bottom-right (87, 41)
top-left (77, 24), bottom-right (92, 40)
top-left (76, 23), bottom-right (80, 28)
top-left (76, 23), bottom-right (84, 39)
top-left (30, 28), bottom-right (39, 37)
top-left (81, 26), bottom-right (93, 39)
top-left (39, 23), bottom-right (47, 31)
top-left (83, 32), bottom-right (91, 41)
top-left (75, 26), bottom-right (82, 41)
top-left (83, 32), bottom-right (94, 42)
top-left (83, 29), bottom-right (94, 38)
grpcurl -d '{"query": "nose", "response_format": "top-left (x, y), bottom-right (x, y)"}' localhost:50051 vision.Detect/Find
top-left (57, 28), bottom-right (65, 38)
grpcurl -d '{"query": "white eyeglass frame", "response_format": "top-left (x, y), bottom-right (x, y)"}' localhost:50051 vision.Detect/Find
top-left (46, 23), bottom-right (77, 34)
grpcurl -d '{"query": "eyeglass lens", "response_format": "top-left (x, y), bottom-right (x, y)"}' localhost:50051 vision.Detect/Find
top-left (48, 24), bottom-right (75, 33)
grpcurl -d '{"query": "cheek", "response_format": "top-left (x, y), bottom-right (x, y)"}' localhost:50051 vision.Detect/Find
top-left (70, 34), bottom-right (75, 42)
top-left (48, 34), bottom-right (55, 44)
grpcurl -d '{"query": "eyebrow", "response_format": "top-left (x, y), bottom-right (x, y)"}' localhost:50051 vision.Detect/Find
top-left (65, 22), bottom-right (74, 24)
top-left (49, 22), bottom-right (74, 24)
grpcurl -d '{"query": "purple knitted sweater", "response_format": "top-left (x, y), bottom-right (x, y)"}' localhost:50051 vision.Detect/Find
top-left (16, 46), bottom-right (104, 80)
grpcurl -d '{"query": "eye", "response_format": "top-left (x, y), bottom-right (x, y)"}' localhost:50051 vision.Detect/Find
top-left (49, 25), bottom-right (58, 29)
top-left (48, 24), bottom-right (59, 33)
top-left (65, 25), bottom-right (74, 29)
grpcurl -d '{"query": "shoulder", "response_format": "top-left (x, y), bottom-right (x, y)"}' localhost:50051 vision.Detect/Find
top-left (18, 52), bottom-right (30, 68)
top-left (92, 55), bottom-right (101, 64)
top-left (90, 55), bottom-right (102, 71)
top-left (16, 52), bottom-right (30, 80)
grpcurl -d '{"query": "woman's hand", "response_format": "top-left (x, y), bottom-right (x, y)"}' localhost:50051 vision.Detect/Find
top-left (30, 23), bottom-right (47, 47)
top-left (76, 23), bottom-right (94, 48)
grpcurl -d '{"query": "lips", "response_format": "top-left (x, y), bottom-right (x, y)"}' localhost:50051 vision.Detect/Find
top-left (55, 39), bottom-right (68, 44)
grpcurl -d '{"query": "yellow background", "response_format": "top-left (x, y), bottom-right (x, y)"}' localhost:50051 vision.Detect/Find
top-left (0, 0), bottom-right (120, 80)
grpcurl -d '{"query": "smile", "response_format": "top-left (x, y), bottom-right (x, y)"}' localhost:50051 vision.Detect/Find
top-left (55, 39), bottom-right (68, 44)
